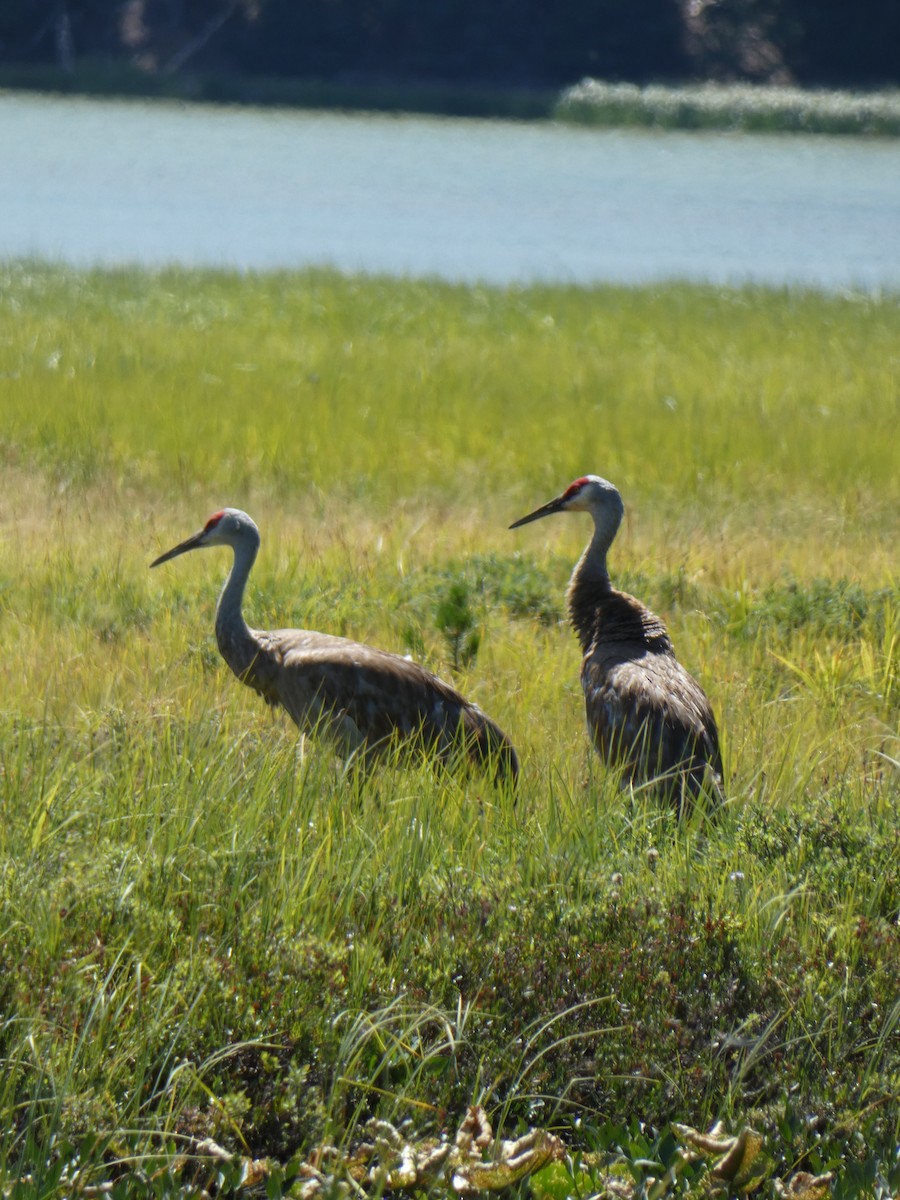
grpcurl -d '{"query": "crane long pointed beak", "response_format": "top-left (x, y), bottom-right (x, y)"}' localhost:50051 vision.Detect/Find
top-left (150, 528), bottom-right (207, 567)
top-left (509, 495), bottom-right (566, 530)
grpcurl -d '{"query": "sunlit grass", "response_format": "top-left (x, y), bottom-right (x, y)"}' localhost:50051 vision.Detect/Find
top-left (0, 264), bottom-right (898, 1195)
top-left (2, 263), bottom-right (898, 523)
top-left (556, 80), bottom-right (900, 136)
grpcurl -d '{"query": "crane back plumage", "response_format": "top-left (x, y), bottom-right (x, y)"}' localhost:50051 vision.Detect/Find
top-left (152, 509), bottom-right (518, 786)
top-left (511, 476), bottom-right (723, 810)
top-left (220, 621), bottom-right (517, 782)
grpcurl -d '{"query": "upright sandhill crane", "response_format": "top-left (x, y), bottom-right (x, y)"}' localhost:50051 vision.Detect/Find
top-left (510, 476), bottom-right (723, 809)
top-left (151, 509), bottom-right (518, 785)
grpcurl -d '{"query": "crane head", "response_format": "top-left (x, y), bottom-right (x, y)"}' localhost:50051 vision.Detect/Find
top-left (509, 475), bottom-right (623, 530)
top-left (150, 508), bottom-right (259, 567)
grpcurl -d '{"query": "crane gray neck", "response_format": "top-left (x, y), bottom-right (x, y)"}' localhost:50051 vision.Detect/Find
top-left (579, 503), bottom-right (622, 586)
top-left (215, 530), bottom-right (260, 672)
top-left (566, 505), bottom-right (621, 650)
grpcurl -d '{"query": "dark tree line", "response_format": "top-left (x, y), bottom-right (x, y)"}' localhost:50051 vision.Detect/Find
top-left (2, 0), bottom-right (898, 89)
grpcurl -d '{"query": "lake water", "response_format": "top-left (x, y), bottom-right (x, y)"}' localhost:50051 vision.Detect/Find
top-left (3, 91), bottom-right (899, 289)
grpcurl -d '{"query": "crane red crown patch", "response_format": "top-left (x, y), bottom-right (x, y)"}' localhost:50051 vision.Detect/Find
top-left (205, 510), bottom-right (225, 530)
top-left (564, 477), bottom-right (591, 498)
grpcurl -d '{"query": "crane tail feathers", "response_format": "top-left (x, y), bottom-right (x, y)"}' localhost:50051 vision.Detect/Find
top-left (459, 706), bottom-right (520, 790)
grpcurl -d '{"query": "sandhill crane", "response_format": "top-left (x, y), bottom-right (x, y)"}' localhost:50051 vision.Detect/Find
top-left (151, 509), bottom-right (518, 785)
top-left (510, 476), bottom-right (723, 809)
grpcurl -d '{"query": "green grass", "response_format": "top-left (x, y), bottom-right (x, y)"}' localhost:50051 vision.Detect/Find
top-left (0, 264), bottom-right (898, 1197)
top-left (555, 80), bottom-right (900, 136)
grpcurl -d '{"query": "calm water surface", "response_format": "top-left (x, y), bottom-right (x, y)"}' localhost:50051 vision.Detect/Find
top-left (3, 91), bottom-right (899, 288)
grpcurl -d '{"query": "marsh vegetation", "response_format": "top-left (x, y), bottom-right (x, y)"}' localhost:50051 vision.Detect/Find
top-left (0, 265), bottom-right (897, 1196)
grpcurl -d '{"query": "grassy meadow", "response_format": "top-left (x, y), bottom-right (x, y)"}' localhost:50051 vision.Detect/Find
top-left (554, 82), bottom-right (900, 137)
top-left (0, 263), bottom-right (898, 1197)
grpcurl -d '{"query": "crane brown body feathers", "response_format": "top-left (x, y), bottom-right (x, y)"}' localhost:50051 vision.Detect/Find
top-left (152, 509), bottom-right (517, 785)
top-left (512, 476), bottom-right (723, 809)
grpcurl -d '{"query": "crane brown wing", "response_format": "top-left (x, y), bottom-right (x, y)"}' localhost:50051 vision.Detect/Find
top-left (582, 645), bottom-right (722, 796)
top-left (251, 629), bottom-right (518, 783)
top-left (278, 642), bottom-right (465, 740)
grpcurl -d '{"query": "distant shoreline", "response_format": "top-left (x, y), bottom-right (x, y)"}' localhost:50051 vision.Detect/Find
top-left (2, 64), bottom-right (899, 136)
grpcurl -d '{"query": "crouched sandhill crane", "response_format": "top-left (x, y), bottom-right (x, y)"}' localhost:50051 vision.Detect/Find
top-left (510, 476), bottom-right (723, 809)
top-left (151, 509), bottom-right (518, 786)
